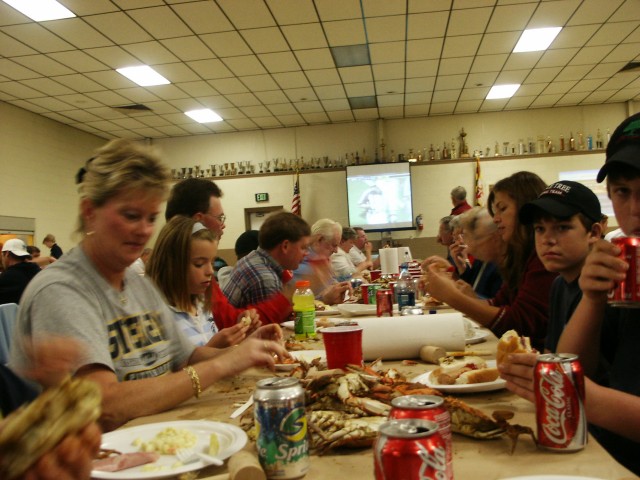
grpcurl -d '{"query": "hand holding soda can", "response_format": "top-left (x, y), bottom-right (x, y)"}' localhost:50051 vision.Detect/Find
top-left (608, 237), bottom-right (640, 307)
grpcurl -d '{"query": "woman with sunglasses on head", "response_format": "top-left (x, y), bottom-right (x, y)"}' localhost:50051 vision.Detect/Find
top-left (9, 139), bottom-right (287, 432)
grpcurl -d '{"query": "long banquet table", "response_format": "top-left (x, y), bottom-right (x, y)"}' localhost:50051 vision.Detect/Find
top-left (120, 325), bottom-right (636, 480)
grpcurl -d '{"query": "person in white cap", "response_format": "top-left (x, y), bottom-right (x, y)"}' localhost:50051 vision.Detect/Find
top-left (0, 239), bottom-right (41, 304)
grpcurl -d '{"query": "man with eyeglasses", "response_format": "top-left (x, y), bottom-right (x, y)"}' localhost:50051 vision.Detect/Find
top-left (165, 178), bottom-right (293, 327)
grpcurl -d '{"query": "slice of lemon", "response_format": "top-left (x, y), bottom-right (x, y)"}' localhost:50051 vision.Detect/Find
top-left (209, 433), bottom-right (220, 456)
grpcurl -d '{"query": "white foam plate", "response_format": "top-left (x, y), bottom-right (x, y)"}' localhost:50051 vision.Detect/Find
top-left (93, 420), bottom-right (246, 479)
top-left (466, 329), bottom-right (489, 345)
top-left (412, 360), bottom-right (506, 393)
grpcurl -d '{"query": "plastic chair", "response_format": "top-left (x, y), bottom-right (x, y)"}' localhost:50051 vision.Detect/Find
top-left (0, 303), bottom-right (18, 365)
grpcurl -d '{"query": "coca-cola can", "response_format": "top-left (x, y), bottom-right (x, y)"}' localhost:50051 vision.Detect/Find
top-left (374, 419), bottom-right (451, 480)
top-left (534, 353), bottom-right (587, 452)
top-left (376, 289), bottom-right (393, 317)
top-left (389, 395), bottom-right (453, 479)
top-left (608, 237), bottom-right (640, 307)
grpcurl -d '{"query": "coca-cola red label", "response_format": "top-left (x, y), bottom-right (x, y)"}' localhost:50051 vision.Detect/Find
top-left (417, 443), bottom-right (447, 480)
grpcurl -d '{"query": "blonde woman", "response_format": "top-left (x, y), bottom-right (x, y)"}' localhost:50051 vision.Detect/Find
top-left (10, 139), bottom-right (287, 431)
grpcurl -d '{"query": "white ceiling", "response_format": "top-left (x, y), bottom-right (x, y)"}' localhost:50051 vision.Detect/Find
top-left (1, 0), bottom-right (639, 140)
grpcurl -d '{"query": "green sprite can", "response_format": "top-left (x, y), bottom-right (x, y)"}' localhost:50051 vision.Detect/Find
top-left (254, 377), bottom-right (309, 479)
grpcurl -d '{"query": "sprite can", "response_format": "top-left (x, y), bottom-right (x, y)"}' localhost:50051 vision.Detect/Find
top-left (254, 377), bottom-right (309, 479)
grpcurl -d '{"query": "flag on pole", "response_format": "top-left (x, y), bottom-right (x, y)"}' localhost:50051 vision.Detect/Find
top-left (291, 171), bottom-right (301, 216)
top-left (474, 156), bottom-right (484, 206)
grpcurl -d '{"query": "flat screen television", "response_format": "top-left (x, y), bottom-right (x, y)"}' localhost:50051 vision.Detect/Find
top-left (346, 163), bottom-right (414, 231)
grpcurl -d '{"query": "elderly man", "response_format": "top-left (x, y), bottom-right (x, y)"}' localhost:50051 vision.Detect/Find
top-left (349, 227), bottom-right (379, 270)
top-left (223, 212), bottom-right (311, 307)
top-left (166, 178), bottom-right (291, 326)
top-left (331, 227), bottom-right (373, 281)
top-left (0, 239), bottom-right (41, 304)
top-left (294, 219), bottom-right (352, 305)
top-left (450, 186), bottom-right (472, 215)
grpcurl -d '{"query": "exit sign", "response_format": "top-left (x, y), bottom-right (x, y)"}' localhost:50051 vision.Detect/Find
top-left (255, 192), bottom-right (269, 202)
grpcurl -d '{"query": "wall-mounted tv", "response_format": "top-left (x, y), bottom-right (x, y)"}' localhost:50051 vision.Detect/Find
top-left (346, 163), bottom-right (414, 232)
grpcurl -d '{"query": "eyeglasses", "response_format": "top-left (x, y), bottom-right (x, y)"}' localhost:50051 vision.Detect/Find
top-left (207, 213), bottom-right (226, 224)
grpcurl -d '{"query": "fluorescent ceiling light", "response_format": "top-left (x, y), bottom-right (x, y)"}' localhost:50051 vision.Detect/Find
top-left (486, 84), bottom-right (520, 99)
top-left (513, 27), bottom-right (562, 53)
top-left (116, 66), bottom-right (170, 87)
top-left (2, 0), bottom-right (75, 21)
top-left (185, 109), bottom-right (223, 123)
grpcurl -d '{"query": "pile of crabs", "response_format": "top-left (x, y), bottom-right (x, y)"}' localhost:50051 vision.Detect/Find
top-left (240, 357), bottom-right (534, 454)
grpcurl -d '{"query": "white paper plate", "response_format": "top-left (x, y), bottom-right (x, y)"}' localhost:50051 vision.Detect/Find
top-left (93, 420), bottom-right (247, 479)
top-left (465, 329), bottom-right (489, 345)
top-left (412, 360), bottom-right (506, 393)
top-left (500, 477), bottom-right (604, 480)
top-left (281, 320), bottom-right (336, 331)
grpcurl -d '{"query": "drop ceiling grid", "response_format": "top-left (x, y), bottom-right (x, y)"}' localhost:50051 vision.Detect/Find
top-left (0, 0), bottom-right (635, 139)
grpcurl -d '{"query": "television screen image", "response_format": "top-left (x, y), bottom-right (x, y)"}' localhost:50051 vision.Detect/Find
top-left (346, 163), bottom-right (414, 231)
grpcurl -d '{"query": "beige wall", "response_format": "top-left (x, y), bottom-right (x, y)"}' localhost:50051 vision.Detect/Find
top-left (2, 99), bottom-right (638, 258)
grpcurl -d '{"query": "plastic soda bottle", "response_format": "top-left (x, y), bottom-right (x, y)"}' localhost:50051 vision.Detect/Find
top-left (293, 280), bottom-right (316, 340)
top-left (395, 265), bottom-right (416, 309)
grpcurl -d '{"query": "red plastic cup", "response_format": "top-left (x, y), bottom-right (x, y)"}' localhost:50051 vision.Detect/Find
top-left (370, 270), bottom-right (382, 281)
top-left (322, 326), bottom-right (363, 370)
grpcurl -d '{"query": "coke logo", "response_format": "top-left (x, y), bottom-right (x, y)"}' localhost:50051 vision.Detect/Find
top-left (539, 368), bottom-right (569, 445)
top-left (417, 443), bottom-right (447, 480)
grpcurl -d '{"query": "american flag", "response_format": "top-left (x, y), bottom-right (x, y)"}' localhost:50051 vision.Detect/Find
top-left (291, 172), bottom-right (301, 216)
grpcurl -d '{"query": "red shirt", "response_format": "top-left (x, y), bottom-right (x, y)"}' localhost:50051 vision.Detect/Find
top-left (211, 280), bottom-right (292, 330)
top-left (451, 200), bottom-right (472, 216)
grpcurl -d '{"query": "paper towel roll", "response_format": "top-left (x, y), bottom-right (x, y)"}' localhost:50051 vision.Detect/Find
top-left (380, 247), bottom-right (399, 274)
top-left (359, 313), bottom-right (466, 360)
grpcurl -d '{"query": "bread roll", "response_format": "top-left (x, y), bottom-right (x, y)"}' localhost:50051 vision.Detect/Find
top-left (496, 330), bottom-right (533, 368)
top-left (456, 367), bottom-right (499, 384)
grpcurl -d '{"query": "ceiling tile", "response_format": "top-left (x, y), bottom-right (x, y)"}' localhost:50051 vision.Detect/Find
top-left (2, 23), bottom-right (74, 52)
top-left (376, 79), bottom-right (404, 94)
top-left (439, 57), bottom-right (473, 75)
top-left (366, 16), bottom-right (407, 43)
top-left (571, 78), bottom-right (606, 93)
top-left (267, 0), bottom-right (318, 24)
top-left (227, 118), bottom-right (258, 130)
top-left (85, 70), bottom-right (138, 89)
top-left (480, 98), bottom-right (509, 111)
top-left (295, 100), bottom-right (323, 113)
top-left (447, 8), bottom-right (493, 36)
top-left (432, 90), bottom-right (460, 102)
top-left (455, 99), bottom-right (483, 112)
top-left (285, 87), bottom-right (317, 102)
top-left (315, 85), bottom-right (346, 99)
top-left (281, 23), bottom-right (327, 49)
top-left (369, 42), bottom-right (405, 64)
top-left (213, 107), bottom-right (246, 119)
top-left (279, 113), bottom-right (306, 125)
top-left (339, 66), bottom-right (373, 83)
top-left (344, 82), bottom-right (375, 97)
top-left (44, 18), bottom-right (113, 49)
top-left (240, 105), bottom-right (272, 117)
top-left (537, 48), bottom-right (579, 68)
top-left (171, 1), bottom-right (233, 34)
top-left (154, 63), bottom-right (200, 82)
top-left (315, 0), bottom-right (362, 21)
top-left (606, 43), bottom-right (640, 63)
top-left (84, 46), bottom-right (140, 70)
top-left (609, 0), bottom-right (640, 22)
top-left (199, 95), bottom-right (234, 109)
top-left (161, 37), bottom-right (215, 61)
top-left (459, 86), bottom-right (490, 100)
top-left (477, 31), bottom-right (520, 55)
top-left (8, 99), bottom-right (46, 113)
top-left (569, 45), bottom-right (615, 66)
top-left (240, 74), bottom-right (280, 92)
top-left (323, 19), bottom-right (366, 46)
top-left (408, 0), bottom-right (452, 14)
top-left (406, 38), bottom-right (444, 61)
top-left (200, 31), bottom-right (252, 57)
top-left (487, 3), bottom-right (536, 33)
top-left (378, 105), bottom-right (403, 118)
top-left (12, 55), bottom-right (74, 76)
top-left (434, 74), bottom-right (466, 90)
top-left (406, 77), bottom-right (436, 92)
top-left (217, 0), bottom-right (276, 29)
top-left (547, 24), bottom-right (598, 49)
top-left (353, 108), bottom-right (379, 120)
top-left (556, 91), bottom-right (589, 105)
top-left (187, 59), bottom-right (233, 79)
top-left (252, 116), bottom-right (282, 128)
top-left (362, 0), bottom-right (406, 17)
top-left (85, 90), bottom-right (133, 107)
top-left (585, 62), bottom-right (627, 79)
top-left (430, 102), bottom-right (456, 114)
top-left (294, 49), bottom-right (335, 70)
top-left (530, 94), bottom-right (563, 107)
top-left (543, 80), bottom-right (576, 94)
top-left (0, 59), bottom-right (39, 80)
top-left (207, 77), bottom-right (249, 94)
top-left (272, 71), bottom-right (309, 88)
top-left (50, 74), bottom-right (105, 93)
top-left (555, 65), bottom-right (592, 82)
top-left (84, 13), bottom-right (153, 44)
top-left (470, 53), bottom-right (508, 73)
top-left (175, 81), bottom-right (218, 97)
top-left (255, 90), bottom-right (289, 104)
top-left (524, 67), bottom-right (561, 83)
top-left (405, 60), bottom-right (438, 78)
top-left (116, 87), bottom-right (161, 103)
top-left (122, 41), bottom-right (179, 64)
top-left (527, 0), bottom-right (581, 29)
top-left (127, 6), bottom-right (193, 39)
top-left (223, 55), bottom-right (268, 76)
top-left (587, 22), bottom-right (638, 46)
top-left (302, 112), bottom-right (330, 123)
top-left (465, 72), bottom-right (498, 88)
top-left (442, 34), bottom-right (482, 58)
top-left (503, 51), bottom-right (544, 70)
top-left (241, 27), bottom-right (289, 54)
top-left (47, 50), bottom-right (108, 72)
top-left (407, 12), bottom-right (449, 39)
top-left (268, 103), bottom-right (298, 114)
top-left (496, 69), bottom-right (529, 83)
top-left (377, 94), bottom-right (404, 107)
top-left (516, 83), bottom-right (546, 96)
top-left (505, 95), bottom-right (535, 109)
top-left (373, 62), bottom-right (406, 80)
top-left (321, 98), bottom-right (350, 110)
top-left (259, 52), bottom-right (300, 73)
top-left (27, 96), bottom-right (75, 110)
top-left (405, 104), bottom-right (429, 116)
top-left (0, 30), bottom-right (36, 56)
top-left (568, 0), bottom-right (623, 26)
top-left (0, 81), bottom-right (41, 99)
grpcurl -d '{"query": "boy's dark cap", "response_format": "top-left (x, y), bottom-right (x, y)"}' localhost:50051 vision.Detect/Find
top-left (597, 112), bottom-right (640, 182)
top-left (519, 180), bottom-right (602, 225)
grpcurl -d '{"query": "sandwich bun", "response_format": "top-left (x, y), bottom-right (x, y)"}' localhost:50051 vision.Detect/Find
top-left (496, 330), bottom-right (533, 368)
top-left (432, 356), bottom-right (497, 385)
top-left (456, 367), bottom-right (499, 385)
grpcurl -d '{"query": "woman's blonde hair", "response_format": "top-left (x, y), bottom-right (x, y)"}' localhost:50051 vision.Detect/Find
top-left (76, 139), bottom-right (170, 236)
top-left (146, 216), bottom-right (217, 313)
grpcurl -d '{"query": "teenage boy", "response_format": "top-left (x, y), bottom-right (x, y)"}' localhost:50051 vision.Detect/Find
top-left (518, 180), bottom-right (602, 352)
top-left (500, 112), bottom-right (640, 476)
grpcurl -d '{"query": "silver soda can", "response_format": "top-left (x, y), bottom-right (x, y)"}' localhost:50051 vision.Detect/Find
top-left (254, 377), bottom-right (309, 479)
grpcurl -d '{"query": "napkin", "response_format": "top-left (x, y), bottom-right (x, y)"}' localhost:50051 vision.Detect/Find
top-left (360, 313), bottom-right (466, 360)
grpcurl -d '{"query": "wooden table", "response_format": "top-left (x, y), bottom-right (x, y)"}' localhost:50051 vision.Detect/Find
top-left (121, 328), bottom-right (635, 480)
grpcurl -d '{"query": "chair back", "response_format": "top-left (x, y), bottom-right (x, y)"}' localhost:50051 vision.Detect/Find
top-left (0, 303), bottom-right (18, 365)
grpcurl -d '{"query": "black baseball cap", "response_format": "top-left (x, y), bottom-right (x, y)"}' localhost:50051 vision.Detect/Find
top-left (596, 112), bottom-right (640, 183)
top-left (519, 180), bottom-right (602, 224)
top-left (235, 230), bottom-right (259, 258)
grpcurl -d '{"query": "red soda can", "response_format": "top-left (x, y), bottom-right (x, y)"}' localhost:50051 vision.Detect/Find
top-left (534, 353), bottom-right (587, 452)
top-left (361, 284), bottom-right (371, 304)
top-left (608, 237), bottom-right (640, 307)
top-left (376, 289), bottom-right (393, 317)
top-left (374, 419), bottom-right (450, 480)
top-left (389, 395), bottom-right (453, 479)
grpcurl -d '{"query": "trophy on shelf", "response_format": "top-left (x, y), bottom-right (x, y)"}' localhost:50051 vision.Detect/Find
top-left (180, 167), bottom-right (187, 179)
top-left (265, 160), bottom-right (271, 173)
top-left (205, 168), bottom-right (211, 178)
top-left (222, 163), bottom-right (229, 176)
top-left (170, 169), bottom-right (177, 180)
top-left (210, 164), bottom-right (217, 177)
top-left (186, 167), bottom-right (193, 178)
top-left (259, 162), bottom-right (264, 174)
top-left (459, 128), bottom-right (470, 158)
top-left (194, 165), bottom-right (201, 178)
top-left (273, 158), bottom-right (280, 172)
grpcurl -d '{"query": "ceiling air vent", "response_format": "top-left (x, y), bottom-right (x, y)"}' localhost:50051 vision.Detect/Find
top-left (112, 104), bottom-right (152, 112)
top-left (617, 62), bottom-right (640, 73)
